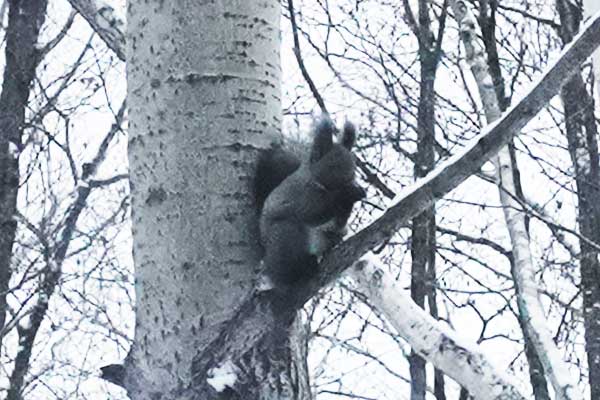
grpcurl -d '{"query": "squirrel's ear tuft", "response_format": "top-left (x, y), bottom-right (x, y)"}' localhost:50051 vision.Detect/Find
top-left (310, 116), bottom-right (335, 162)
top-left (341, 121), bottom-right (356, 149)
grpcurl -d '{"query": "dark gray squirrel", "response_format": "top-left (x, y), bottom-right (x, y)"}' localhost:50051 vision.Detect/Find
top-left (255, 116), bottom-right (366, 289)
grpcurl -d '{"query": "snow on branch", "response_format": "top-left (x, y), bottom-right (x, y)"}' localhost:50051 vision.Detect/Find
top-left (67, 0), bottom-right (125, 61)
top-left (350, 255), bottom-right (527, 400)
top-left (189, 10), bottom-right (600, 394)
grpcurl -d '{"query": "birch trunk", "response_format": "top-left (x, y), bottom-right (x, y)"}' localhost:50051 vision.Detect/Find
top-left (475, 4), bottom-right (550, 397)
top-left (351, 255), bottom-right (527, 400)
top-left (124, 1), bottom-right (307, 398)
top-left (449, 1), bottom-right (580, 399)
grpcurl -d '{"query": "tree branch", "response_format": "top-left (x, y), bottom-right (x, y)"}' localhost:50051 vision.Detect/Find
top-left (286, 0), bottom-right (328, 114)
top-left (350, 255), bottom-right (527, 400)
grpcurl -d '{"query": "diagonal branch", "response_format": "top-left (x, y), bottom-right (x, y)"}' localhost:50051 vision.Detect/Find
top-left (287, 0), bottom-right (328, 114)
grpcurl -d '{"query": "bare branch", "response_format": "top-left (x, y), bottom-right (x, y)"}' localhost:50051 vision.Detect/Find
top-left (318, 9), bottom-right (600, 293)
top-left (7, 102), bottom-right (127, 397)
top-left (286, 0), bottom-right (328, 114)
top-left (38, 10), bottom-right (77, 59)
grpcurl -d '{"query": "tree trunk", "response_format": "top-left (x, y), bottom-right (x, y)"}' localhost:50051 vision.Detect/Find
top-left (557, 2), bottom-right (600, 398)
top-left (583, 0), bottom-right (600, 102)
top-left (124, 1), bottom-right (308, 399)
top-left (0, 0), bottom-right (47, 349)
top-left (235, 318), bottom-right (312, 400)
top-left (477, 2), bottom-right (550, 398)
top-left (409, 56), bottom-right (437, 400)
top-left (561, 75), bottom-right (600, 400)
top-left (407, 1), bottom-right (445, 397)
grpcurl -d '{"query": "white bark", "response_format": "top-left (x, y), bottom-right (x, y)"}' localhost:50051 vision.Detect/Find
top-left (449, 2), bottom-right (580, 399)
top-left (350, 255), bottom-right (527, 400)
top-left (583, 1), bottom-right (600, 104)
top-left (126, 1), bottom-right (281, 398)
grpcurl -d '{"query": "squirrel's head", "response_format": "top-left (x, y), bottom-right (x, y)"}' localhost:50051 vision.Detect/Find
top-left (309, 117), bottom-right (359, 190)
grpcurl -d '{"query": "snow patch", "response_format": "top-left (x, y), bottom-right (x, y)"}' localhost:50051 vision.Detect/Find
top-left (207, 360), bottom-right (238, 392)
top-left (49, 260), bottom-right (59, 273)
top-left (255, 274), bottom-right (274, 292)
top-left (481, 160), bottom-right (496, 174)
top-left (8, 142), bottom-right (19, 158)
top-left (575, 130), bottom-right (592, 175)
top-left (39, 291), bottom-right (49, 304)
top-left (481, 73), bottom-right (494, 88)
top-left (255, 260), bottom-right (274, 292)
top-left (19, 313), bottom-right (32, 330)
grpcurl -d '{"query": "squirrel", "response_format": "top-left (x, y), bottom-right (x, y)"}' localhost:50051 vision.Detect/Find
top-left (255, 116), bottom-right (365, 289)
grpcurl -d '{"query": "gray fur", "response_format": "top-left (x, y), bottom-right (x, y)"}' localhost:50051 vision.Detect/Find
top-left (257, 116), bottom-right (365, 288)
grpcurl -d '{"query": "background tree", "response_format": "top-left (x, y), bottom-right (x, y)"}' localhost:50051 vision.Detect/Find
top-left (557, 0), bottom-right (600, 397)
top-left (0, 1), bottom-right (129, 399)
